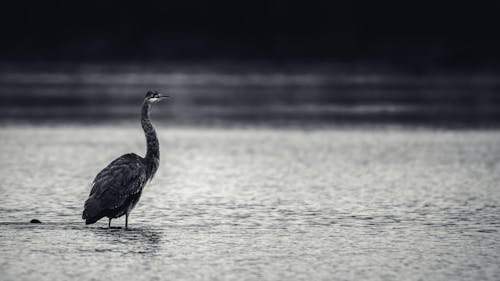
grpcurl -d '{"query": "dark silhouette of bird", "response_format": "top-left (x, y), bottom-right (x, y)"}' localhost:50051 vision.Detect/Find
top-left (82, 91), bottom-right (169, 230)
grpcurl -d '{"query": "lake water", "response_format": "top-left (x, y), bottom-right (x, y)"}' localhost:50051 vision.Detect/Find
top-left (0, 125), bottom-right (499, 281)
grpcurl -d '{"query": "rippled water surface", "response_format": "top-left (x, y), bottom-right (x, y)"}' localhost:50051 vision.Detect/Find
top-left (1, 125), bottom-right (499, 281)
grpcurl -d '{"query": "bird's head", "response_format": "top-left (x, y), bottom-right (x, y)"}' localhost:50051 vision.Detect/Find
top-left (145, 90), bottom-right (169, 103)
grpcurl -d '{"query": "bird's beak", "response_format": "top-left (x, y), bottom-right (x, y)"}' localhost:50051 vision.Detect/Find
top-left (158, 94), bottom-right (170, 101)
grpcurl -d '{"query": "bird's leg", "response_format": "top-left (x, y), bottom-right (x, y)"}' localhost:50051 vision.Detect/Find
top-left (125, 213), bottom-right (129, 230)
top-left (108, 218), bottom-right (112, 228)
top-left (125, 214), bottom-right (129, 230)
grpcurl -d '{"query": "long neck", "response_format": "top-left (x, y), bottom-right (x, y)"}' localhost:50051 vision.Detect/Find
top-left (141, 101), bottom-right (159, 178)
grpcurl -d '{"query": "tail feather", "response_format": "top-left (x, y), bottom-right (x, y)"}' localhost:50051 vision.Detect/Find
top-left (82, 197), bottom-right (104, 225)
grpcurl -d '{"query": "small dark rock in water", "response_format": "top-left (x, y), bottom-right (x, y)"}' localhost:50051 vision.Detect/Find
top-left (30, 219), bottom-right (42, 224)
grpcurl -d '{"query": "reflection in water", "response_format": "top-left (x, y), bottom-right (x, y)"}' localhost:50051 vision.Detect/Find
top-left (0, 222), bottom-right (162, 257)
top-left (89, 227), bottom-right (162, 255)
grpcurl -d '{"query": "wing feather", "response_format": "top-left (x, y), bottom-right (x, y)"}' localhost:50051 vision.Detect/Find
top-left (88, 153), bottom-right (147, 210)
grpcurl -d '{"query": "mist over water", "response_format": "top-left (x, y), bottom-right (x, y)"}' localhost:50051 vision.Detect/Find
top-left (0, 125), bottom-right (499, 281)
top-left (0, 63), bottom-right (499, 126)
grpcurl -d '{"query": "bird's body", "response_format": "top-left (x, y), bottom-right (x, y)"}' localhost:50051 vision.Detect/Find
top-left (82, 153), bottom-right (148, 226)
top-left (82, 91), bottom-right (167, 229)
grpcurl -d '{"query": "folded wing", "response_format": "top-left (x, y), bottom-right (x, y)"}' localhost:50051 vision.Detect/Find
top-left (83, 153), bottom-right (147, 223)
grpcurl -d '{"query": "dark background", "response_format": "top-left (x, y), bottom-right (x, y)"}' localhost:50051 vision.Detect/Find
top-left (1, 1), bottom-right (500, 69)
top-left (1, 1), bottom-right (499, 125)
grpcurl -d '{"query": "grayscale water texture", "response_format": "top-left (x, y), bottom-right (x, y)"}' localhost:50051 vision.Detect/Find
top-left (1, 125), bottom-right (499, 281)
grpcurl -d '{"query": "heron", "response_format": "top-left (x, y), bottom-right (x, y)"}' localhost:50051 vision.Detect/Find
top-left (82, 90), bottom-right (169, 230)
